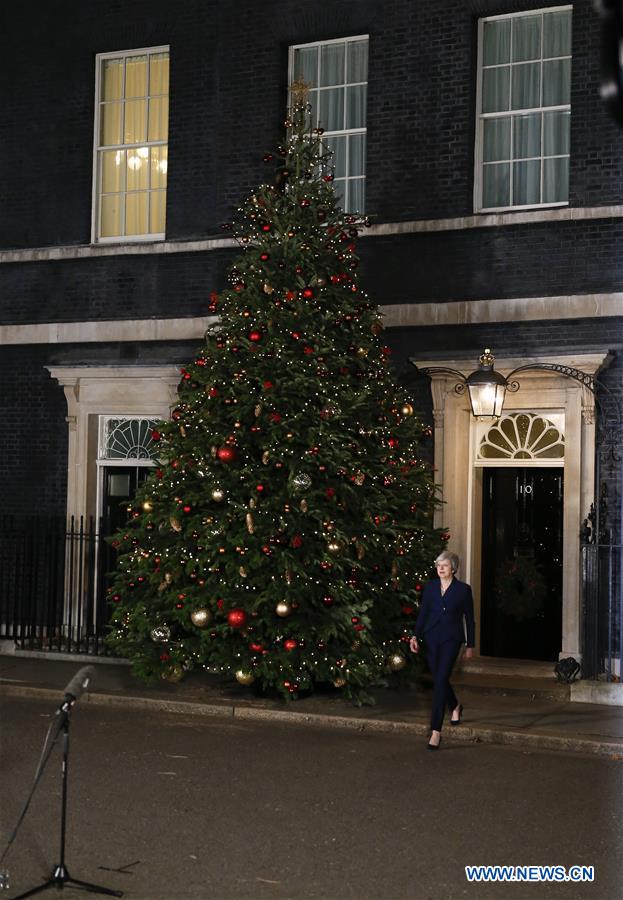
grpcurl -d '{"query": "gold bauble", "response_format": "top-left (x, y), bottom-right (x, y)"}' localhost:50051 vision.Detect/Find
top-left (246, 512), bottom-right (254, 534)
top-left (170, 517), bottom-right (182, 533)
top-left (235, 670), bottom-right (256, 686)
top-left (401, 403), bottom-right (414, 417)
top-left (164, 572), bottom-right (173, 584)
top-left (333, 677), bottom-right (346, 688)
top-left (142, 500), bottom-right (153, 512)
top-left (388, 653), bottom-right (407, 672)
top-left (276, 601), bottom-right (292, 618)
top-left (263, 283), bottom-right (274, 294)
top-left (357, 347), bottom-right (369, 357)
top-left (327, 540), bottom-right (343, 555)
top-left (161, 665), bottom-right (184, 684)
top-left (239, 566), bottom-right (248, 578)
top-left (211, 488), bottom-right (225, 502)
top-left (190, 608), bottom-right (212, 628)
top-left (300, 499), bottom-right (308, 512)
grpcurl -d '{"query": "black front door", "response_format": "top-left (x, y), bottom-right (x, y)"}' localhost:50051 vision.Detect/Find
top-left (481, 467), bottom-right (563, 661)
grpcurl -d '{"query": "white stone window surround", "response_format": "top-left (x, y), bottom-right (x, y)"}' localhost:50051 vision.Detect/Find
top-left (419, 351), bottom-right (611, 663)
top-left (474, 6), bottom-right (572, 214)
top-left (47, 366), bottom-right (179, 524)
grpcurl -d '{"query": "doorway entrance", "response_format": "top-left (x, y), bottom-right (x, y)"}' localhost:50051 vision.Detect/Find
top-left (480, 467), bottom-right (563, 661)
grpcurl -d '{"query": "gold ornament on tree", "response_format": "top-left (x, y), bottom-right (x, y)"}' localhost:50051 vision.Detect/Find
top-left (161, 665), bottom-right (184, 684)
top-left (275, 601), bottom-right (292, 618)
top-left (170, 517), bottom-right (182, 533)
top-left (401, 403), bottom-right (414, 416)
top-left (211, 488), bottom-right (225, 502)
top-left (235, 670), bottom-right (255, 686)
top-left (190, 608), bottom-right (212, 628)
top-left (246, 512), bottom-right (254, 534)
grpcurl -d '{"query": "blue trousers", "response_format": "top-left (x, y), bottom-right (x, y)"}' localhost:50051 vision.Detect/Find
top-left (425, 638), bottom-right (462, 731)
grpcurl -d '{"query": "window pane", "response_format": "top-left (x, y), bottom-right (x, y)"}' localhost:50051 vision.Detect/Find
top-left (348, 133), bottom-right (365, 177)
top-left (124, 99), bottom-right (147, 143)
top-left (543, 110), bottom-right (570, 156)
top-left (346, 84), bottom-right (366, 129)
top-left (543, 10), bottom-right (571, 58)
top-left (347, 40), bottom-right (368, 82)
top-left (101, 59), bottom-right (123, 101)
top-left (320, 43), bottom-right (344, 86)
top-left (332, 179), bottom-right (345, 209)
top-left (127, 147), bottom-right (149, 191)
top-left (543, 59), bottom-right (571, 106)
top-left (513, 113), bottom-right (540, 159)
top-left (511, 62), bottom-right (540, 110)
top-left (483, 19), bottom-right (511, 66)
top-left (125, 56), bottom-right (148, 98)
top-left (149, 53), bottom-right (169, 95)
top-left (102, 149), bottom-right (125, 193)
top-left (148, 96), bottom-right (169, 141)
top-left (308, 90), bottom-right (318, 126)
top-left (100, 103), bottom-right (122, 145)
top-left (483, 117), bottom-right (510, 161)
top-left (150, 191), bottom-right (166, 233)
top-left (513, 159), bottom-right (540, 205)
top-left (125, 192), bottom-right (149, 235)
top-left (319, 87), bottom-right (344, 131)
top-left (100, 194), bottom-right (122, 237)
top-left (150, 146), bottom-right (168, 189)
top-left (483, 162), bottom-right (510, 207)
top-left (512, 15), bottom-right (541, 62)
top-left (483, 66), bottom-right (510, 113)
top-left (543, 156), bottom-right (569, 202)
top-left (292, 46), bottom-right (318, 88)
top-left (348, 178), bottom-right (365, 213)
top-left (326, 135), bottom-right (346, 178)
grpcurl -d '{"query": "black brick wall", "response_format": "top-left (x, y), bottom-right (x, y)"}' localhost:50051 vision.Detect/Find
top-left (0, 347), bottom-right (68, 516)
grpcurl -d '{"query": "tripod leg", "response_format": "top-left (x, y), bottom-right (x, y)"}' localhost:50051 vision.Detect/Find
top-left (11, 879), bottom-right (58, 900)
top-left (64, 875), bottom-right (123, 897)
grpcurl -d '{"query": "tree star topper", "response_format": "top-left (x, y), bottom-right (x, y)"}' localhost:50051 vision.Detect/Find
top-left (290, 75), bottom-right (311, 106)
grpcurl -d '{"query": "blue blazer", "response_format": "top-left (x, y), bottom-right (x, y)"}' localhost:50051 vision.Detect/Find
top-left (414, 578), bottom-right (475, 648)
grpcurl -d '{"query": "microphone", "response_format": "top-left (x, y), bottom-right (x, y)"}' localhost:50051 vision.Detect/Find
top-left (58, 666), bottom-right (95, 713)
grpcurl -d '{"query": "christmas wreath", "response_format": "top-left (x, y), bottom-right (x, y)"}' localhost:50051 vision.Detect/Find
top-left (494, 556), bottom-right (548, 622)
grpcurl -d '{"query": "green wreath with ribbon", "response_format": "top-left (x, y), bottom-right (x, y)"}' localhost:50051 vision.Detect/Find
top-left (494, 555), bottom-right (548, 622)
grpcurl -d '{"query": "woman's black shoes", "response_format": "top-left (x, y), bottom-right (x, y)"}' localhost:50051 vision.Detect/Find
top-left (450, 704), bottom-right (463, 726)
top-left (427, 735), bottom-right (442, 751)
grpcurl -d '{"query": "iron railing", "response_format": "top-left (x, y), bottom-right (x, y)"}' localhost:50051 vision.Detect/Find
top-left (581, 542), bottom-right (622, 680)
top-left (0, 515), bottom-right (114, 656)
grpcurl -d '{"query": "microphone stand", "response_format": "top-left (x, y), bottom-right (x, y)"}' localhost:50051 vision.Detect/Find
top-left (12, 699), bottom-right (123, 899)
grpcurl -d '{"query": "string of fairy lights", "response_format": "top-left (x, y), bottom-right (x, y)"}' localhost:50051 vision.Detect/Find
top-left (107, 97), bottom-right (446, 698)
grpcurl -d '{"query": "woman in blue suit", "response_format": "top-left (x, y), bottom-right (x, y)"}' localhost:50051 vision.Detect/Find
top-left (410, 551), bottom-right (475, 750)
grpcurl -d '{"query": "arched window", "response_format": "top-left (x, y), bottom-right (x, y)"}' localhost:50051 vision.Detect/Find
top-left (477, 412), bottom-right (564, 460)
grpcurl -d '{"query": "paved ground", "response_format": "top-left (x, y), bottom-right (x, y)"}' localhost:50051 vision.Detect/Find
top-left (1, 696), bottom-right (621, 900)
top-left (1, 654), bottom-right (623, 758)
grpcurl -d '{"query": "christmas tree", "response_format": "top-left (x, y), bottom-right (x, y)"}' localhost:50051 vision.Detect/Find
top-left (106, 86), bottom-right (447, 701)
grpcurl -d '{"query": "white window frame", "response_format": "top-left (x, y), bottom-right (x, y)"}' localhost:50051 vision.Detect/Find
top-left (91, 45), bottom-right (170, 244)
top-left (474, 7), bottom-right (572, 214)
top-left (288, 35), bottom-right (368, 214)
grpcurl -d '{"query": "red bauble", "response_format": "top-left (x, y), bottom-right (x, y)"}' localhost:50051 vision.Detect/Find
top-left (256, 484), bottom-right (265, 492)
top-left (209, 387), bottom-right (218, 397)
top-left (249, 330), bottom-right (262, 342)
top-left (284, 639), bottom-right (298, 651)
top-left (260, 252), bottom-right (269, 261)
top-left (227, 608), bottom-right (247, 628)
top-left (151, 429), bottom-right (161, 441)
top-left (263, 380), bottom-right (273, 390)
top-left (217, 446), bottom-right (236, 463)
top-left (323, 595), bottom-right (335, 607)
top-left (183, 505), bottom-right (192, 513)
top-left (302, 287), bottom-right (314, 299)
top-left (249, 642), bottom-right (264, 652)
